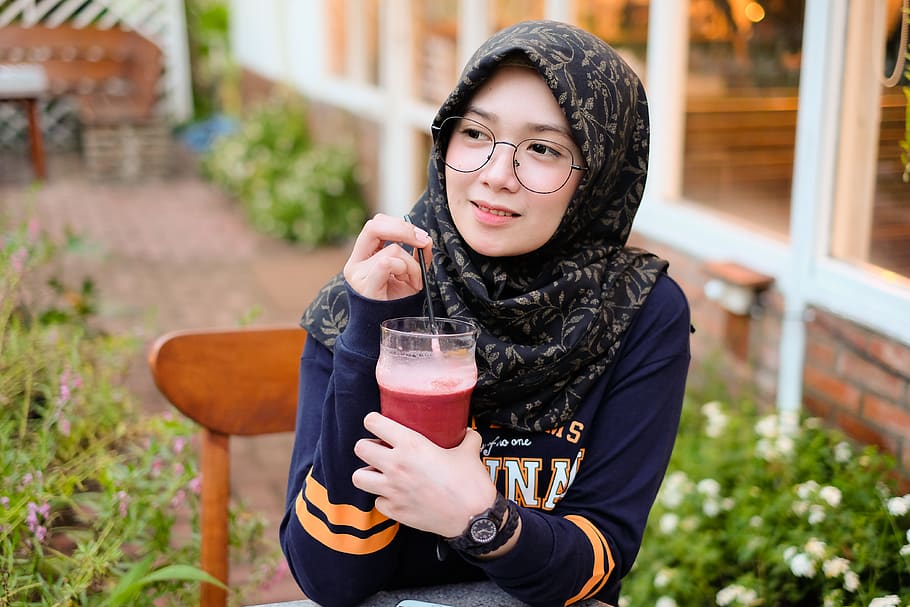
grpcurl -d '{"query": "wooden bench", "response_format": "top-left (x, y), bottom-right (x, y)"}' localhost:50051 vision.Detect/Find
top-left (0, 24), bottom-right (171, 179)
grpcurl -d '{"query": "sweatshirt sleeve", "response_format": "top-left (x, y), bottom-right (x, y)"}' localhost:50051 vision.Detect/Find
top-left (467, 274), bottom-right (691, 606)
top-left (280, 286), bottom-right (424, 607)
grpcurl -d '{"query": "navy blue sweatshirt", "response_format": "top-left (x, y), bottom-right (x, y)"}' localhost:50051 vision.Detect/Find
top-left (280, 273), bottom-right (690, 607)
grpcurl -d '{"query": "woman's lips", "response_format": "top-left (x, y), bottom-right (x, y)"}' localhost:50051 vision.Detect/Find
top-left (472, 202), bottom-right (519, 225)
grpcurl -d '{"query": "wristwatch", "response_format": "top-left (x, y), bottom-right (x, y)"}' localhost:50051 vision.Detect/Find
top-left (446, 494), bottom-right (519, 556)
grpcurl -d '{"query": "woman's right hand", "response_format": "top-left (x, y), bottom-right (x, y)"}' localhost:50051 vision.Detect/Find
top-left (343, 214), bottom-right (432, 301)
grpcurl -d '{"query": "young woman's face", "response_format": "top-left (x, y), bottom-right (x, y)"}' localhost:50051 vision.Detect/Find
top-left (444, 66), bottom-right (584, 258)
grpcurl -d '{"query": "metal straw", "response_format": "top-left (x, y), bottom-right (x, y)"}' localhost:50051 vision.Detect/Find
top-left (403, 214), bottom-right (438, 333)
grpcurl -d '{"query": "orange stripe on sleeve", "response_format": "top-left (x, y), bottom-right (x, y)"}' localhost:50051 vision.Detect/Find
top-left (304, 469), bottom-right (392, 530)
top-left (295, 491), bottom-right (399, 555)
top-left (563, 514), bottom-right (615, 605)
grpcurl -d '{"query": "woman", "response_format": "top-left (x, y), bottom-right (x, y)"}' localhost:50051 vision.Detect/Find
top-left (280, 20), bottom-right (691, 607)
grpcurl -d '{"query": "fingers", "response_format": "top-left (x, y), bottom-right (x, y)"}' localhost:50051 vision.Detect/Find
top-left (344, 214), bottom-right (433, 300)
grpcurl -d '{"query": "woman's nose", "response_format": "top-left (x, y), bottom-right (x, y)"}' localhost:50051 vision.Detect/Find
top-left (481, 141), bottom-right (521, 190)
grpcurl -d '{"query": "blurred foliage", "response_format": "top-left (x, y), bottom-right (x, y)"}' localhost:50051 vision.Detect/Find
top-left (0, 213), bottom-right (281, 605)
top-left (200, 95), bottom-right (369, 247)
top-left (184, 0), bottom-right (238, 120)
top-left (622, 396), bottom-right (910, 607)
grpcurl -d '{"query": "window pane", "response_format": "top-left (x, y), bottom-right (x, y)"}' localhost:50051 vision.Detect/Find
top-left (414, 1), bottom-right (458, 104)
top-left (490, 0), bottom-right (545, 31)
top-left (830, 1), bottom-right (909, 281)
top-left (574, 0), bottom-right (649, 78)
top-left (682, 0), bottom-right (805, 235)
top-left (326, 0), bottom-right (379, 84)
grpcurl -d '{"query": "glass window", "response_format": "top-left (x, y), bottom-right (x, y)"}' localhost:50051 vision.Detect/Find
top-left (574, 0), bottom-right (649, 79)
top-left (414, 1), bottom-right (459, 104)
top-left (326, 0), bottom-right (380, 84)
top-left (490, 0), bottom-right (545, 31)
top-left (681, 0), bottom-right (805, 234)
top-left (832, 0), bottom-right (909, 280)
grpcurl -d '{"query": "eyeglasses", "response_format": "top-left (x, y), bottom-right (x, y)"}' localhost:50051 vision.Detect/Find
top-left (433, 116), bottom-right (587, 194)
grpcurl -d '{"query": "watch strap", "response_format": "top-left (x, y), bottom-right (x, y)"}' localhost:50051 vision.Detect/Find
top-left (448, 494), bottom-right (520, 557)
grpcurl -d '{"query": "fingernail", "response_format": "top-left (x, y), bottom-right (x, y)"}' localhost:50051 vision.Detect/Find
top-left (414, 227), bottom-right (430, 244)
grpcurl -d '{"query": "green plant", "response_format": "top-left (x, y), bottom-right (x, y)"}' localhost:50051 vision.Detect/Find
top-left (201, 95), bottom-right (369, 247)
top-left (0, 214), bottom-right (280, 605)
top-left (622, 397), bottom-right (910, 607)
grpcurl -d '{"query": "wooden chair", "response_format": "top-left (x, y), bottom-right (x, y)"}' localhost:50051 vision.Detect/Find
top-left (148, 325), bottom-right (307, 607)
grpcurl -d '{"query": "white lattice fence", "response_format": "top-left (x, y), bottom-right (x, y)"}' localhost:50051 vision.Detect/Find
top-left (0, 0), bottom-right (192, 150)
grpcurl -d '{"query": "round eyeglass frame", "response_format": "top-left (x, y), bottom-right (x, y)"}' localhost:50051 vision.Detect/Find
top-left (432, 116), bottom-right (588, 195)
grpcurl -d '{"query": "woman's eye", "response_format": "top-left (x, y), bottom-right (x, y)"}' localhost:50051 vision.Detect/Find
top-left (527, 141), bottom-right (562, 158)
top-left (462, 127), bottom-right (489, 141)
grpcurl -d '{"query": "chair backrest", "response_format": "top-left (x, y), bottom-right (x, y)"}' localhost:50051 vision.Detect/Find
top-left (148, 325), bottom-right (307, 607)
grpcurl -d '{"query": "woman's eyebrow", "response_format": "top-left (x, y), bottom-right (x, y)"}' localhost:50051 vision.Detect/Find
top-left (464, 106), bottom-right (575, 141)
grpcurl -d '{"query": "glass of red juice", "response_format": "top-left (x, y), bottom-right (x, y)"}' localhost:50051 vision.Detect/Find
top-left (376, 317), bottom-right (478, 448)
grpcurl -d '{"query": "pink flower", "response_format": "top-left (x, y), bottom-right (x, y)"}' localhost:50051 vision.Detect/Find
top-left (171, 489), bottom-right (186, 509)
top-left (172, 437), bottom-right (187, 454)
top-left (10, 247), bottom-right (27, 273)
top-left (27, 217), bottom-right (40, 242)
top-left (116, 490), bottom-right (130, 517)
top-left (150, 457), bottom-right (164, 478)
top-left (172, 462), bottom-right (185, 476)
top-left (188, 475), bottom-right (202, 494)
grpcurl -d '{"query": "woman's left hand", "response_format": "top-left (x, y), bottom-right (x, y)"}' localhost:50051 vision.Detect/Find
top-left (352, 412), bottom-right (497, 538)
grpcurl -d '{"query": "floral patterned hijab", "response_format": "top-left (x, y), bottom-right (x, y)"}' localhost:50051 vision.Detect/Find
top-left (301, 20), bottom-right (668, 432)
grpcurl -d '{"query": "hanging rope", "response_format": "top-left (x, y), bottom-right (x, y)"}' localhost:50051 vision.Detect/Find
top-left (882, 0), bottom-right (909, 87)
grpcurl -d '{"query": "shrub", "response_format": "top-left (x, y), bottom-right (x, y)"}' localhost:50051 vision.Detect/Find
top-left (623, 397), bottom-right (910, 607)
top-left (201, 95), bottom-right (369, 247)
top-left (0, 215), bottom-right (279, 605)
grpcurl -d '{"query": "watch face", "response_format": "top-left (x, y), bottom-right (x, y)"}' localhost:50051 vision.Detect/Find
top-left (469, 517), bottom-right (498, 544)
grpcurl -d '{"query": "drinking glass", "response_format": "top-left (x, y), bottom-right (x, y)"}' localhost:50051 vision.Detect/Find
top-left (376, 317), bottom-right (478, 448)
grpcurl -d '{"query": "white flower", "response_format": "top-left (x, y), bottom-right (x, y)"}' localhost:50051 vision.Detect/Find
top-left (755, 415), bottom-right (779, 438)
top-left (822, 557), bottom-right (850, 578)
top-left (789, 552), bottom-right (816, 578)
top-left (618, 598), bottom-right (630, 607)
top-left (654, 568), bottom-right (673, 588)
top-left (660, 471), bottom-right (691, 508)
top-left (703, 498), bottom-right (721, 517)
top-left (716, 584), bottom-right (758, 606)
top-left (702, 401), bottom-right (729, 438)
top-left (797, 481), bottom-right (820, 500)
top-left (776, 434), bottom-right (795, 456)
top-left (659, 513), bottom-right (679, 534)
top-left (808, 504), bottom-right (827, 524)
top-left (805, 538), bottom-right (827, 558)
top-left (655, 596), bottom-right (677, 607)
top-left (716, 585), bottom-right (738, 606)
top-left (887, 496), bottom-right (910, 516)
top-left (819, 485), bottom-right (842, 508)
top-left (697, 478), bottom-right (721, 497)
top-left (843, 570), bottom-right (859, 592)
top-left (749, 515), bottom-right (763, 527)
top-left (722, 497), bottom-right (735, 511)
top-left (834, 441), bottom-right (852, 463)
top-left (868, 595), bottom-right (900, 607)
top-left (899, 544), bottom-right (910, 556)
top-left (792, 500), bottom-right (810, 516)
top-left (783, 546), bottom-right (797, 561)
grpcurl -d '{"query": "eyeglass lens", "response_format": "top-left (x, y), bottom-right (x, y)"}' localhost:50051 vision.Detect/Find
top-left (439, 116), bottom-right (580, 194)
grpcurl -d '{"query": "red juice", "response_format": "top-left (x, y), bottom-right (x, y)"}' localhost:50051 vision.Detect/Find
top-left (378, 380), bottom-right (474, 448)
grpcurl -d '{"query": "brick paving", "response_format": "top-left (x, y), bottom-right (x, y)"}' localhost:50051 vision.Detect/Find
top-left (0, 149), bottom-right (351, 604)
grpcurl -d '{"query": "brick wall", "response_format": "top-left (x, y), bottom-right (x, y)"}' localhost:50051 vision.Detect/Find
top-left (635, 234), bottom-right (910, 478)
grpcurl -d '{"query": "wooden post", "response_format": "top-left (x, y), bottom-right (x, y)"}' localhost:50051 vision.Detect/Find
top-left (200, 428), bottom-right (230, 607)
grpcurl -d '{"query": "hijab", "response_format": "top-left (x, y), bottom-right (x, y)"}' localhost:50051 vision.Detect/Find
top-left (301, 20), bottom-right (668, 432)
